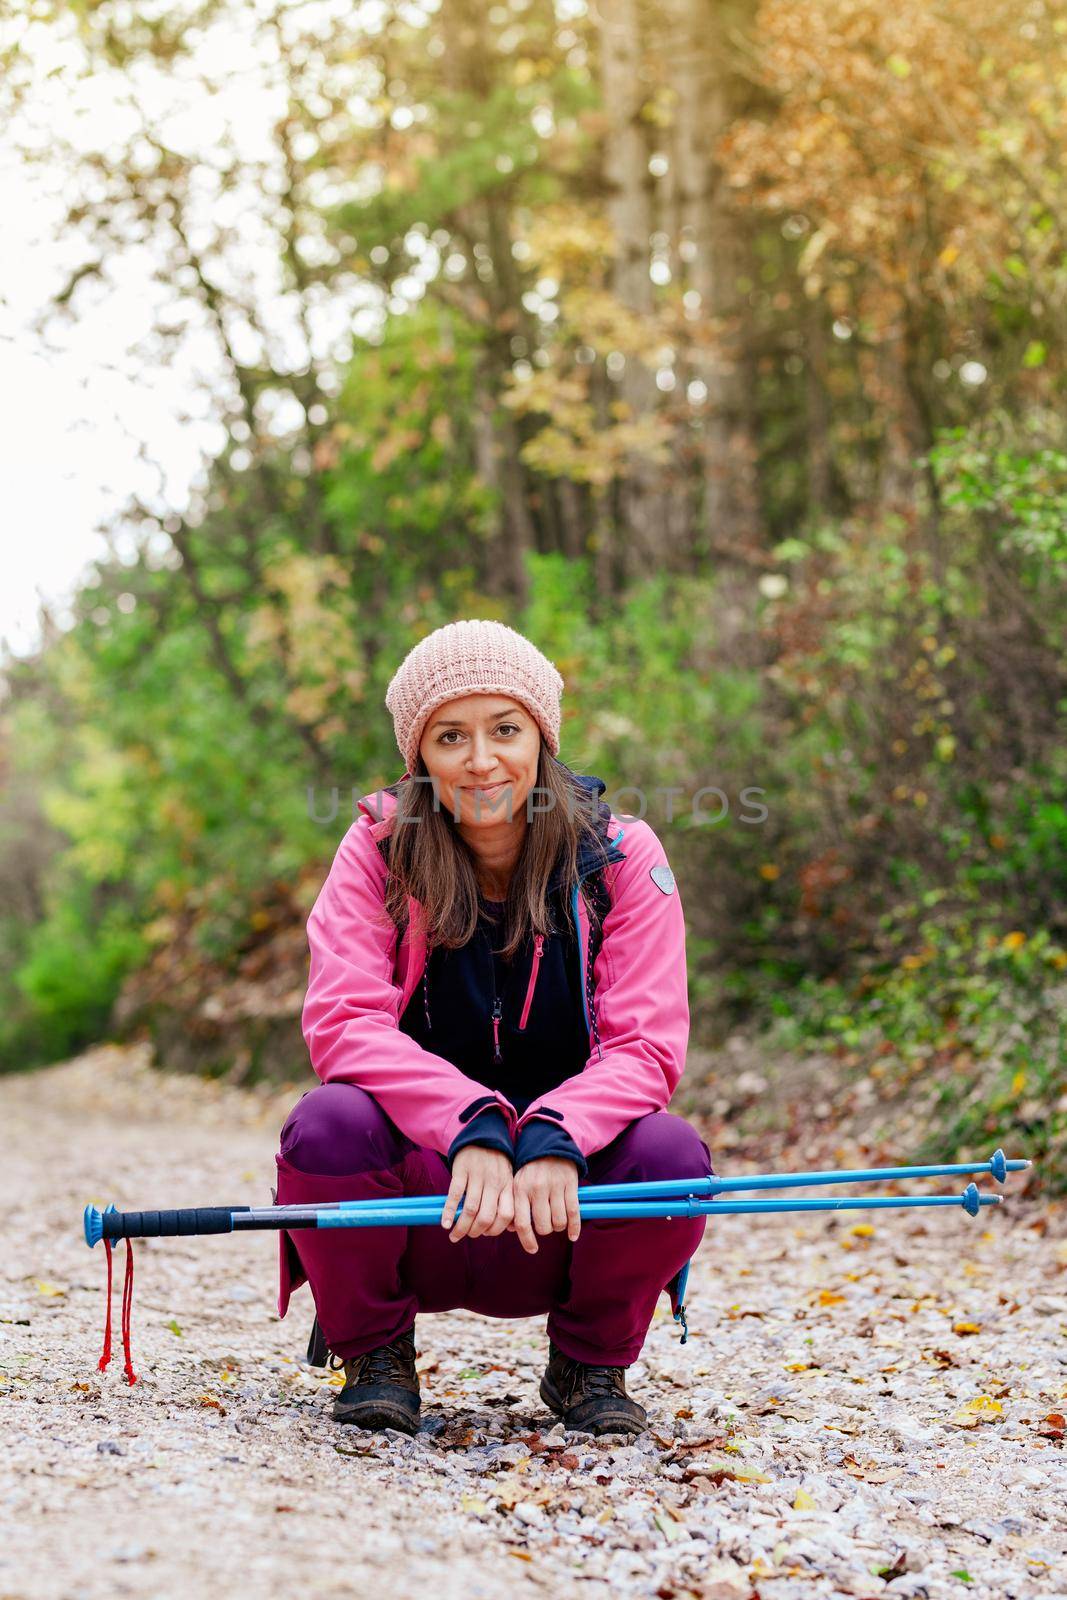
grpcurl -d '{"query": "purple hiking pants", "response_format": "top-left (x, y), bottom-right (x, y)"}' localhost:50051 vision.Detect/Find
top-left (275, 1083), bottom-right (713, 1366)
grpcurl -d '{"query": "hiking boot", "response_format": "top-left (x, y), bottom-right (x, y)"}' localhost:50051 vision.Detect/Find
top-left (539, 1339), bottom-right (648, 1437)
top-left (332, 1325), bottom-right (420, 1434)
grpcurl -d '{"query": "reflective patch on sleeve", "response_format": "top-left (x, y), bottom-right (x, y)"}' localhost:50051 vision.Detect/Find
top-left (650, 864), bottom-right (676, 894)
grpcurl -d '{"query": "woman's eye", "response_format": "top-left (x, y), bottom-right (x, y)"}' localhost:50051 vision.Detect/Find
top-left (438, 724), bottom-right (519, 744)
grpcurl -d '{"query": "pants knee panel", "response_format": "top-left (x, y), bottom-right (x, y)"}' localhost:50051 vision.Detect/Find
top-left (617, 1111), bottom-right (713, 1179)
top-left (279, 1083), bottom-right (398, 1175)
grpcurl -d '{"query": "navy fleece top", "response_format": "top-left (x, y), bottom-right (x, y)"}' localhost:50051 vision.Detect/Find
top-left (399, 889), bottom-right (592, 1177)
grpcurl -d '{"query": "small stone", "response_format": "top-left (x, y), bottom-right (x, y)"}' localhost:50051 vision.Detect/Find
top-left (513, 1502), bottom-right (546, 1527)
top-left (698, 1560), bottom-right (751, 1598)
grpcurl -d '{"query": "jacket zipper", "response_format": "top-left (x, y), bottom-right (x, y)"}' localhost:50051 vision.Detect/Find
top-left (420, 829), bottom-right (624, 1065)
top-left (517, 934), bottom-right (545, 1031)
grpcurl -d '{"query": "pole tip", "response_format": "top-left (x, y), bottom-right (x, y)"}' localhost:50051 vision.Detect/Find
top-left (83, 1205), bottom-right (103, 1248)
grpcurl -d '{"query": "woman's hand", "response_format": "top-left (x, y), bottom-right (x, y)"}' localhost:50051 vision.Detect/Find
top-left (441, 1146), bottom-right (515, 1243)
top-left (509, 1156), bottom-right (581, 1254)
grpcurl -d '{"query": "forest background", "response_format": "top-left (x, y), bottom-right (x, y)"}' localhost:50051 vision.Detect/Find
top-left (1, 0), bottom-right (1065, 1191)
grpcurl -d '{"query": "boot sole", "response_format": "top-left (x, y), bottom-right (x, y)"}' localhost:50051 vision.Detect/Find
top-left (539, 1375), bottom-right (647, 1438)
top-left (333, 1396), bottom-right (420, 1435)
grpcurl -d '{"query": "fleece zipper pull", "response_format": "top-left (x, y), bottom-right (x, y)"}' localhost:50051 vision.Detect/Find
top-left (518, 933), bottom-right (545, 1031)
top-left (491, 995), bottom-right (503, 1065)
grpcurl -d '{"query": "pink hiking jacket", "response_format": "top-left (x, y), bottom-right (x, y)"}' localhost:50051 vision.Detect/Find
top-left (300, 775), bottom-right (691, 1161)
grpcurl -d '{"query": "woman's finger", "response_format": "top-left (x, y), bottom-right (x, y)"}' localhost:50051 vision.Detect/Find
top-left (486, 1182), bottom-right (515, 1238)
top-left (565, 1182), bottom-right (581, 1242)
top-left (450, 1176), bottom-right (482, 1241)
top-left (530, 1186), bottom-right (554, 1239)
top-left (467, 1185), bottom-right (500, 1240)
top-left (441, 1167), bottom-right (467, 1231)
top-left (512, 1187), bottom-right (537, 1254)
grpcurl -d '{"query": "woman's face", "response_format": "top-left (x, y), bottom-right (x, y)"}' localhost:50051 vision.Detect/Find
top-left (418, 694), bottom-right (541, 829)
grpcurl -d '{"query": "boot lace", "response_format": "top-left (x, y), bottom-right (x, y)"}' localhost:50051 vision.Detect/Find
top-left (343, 1331), bottom-right (416, 1388)
top-left (557, 1353), bottom-right (625, 1406)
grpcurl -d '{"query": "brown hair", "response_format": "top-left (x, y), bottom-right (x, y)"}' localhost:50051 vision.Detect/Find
top-left (381, 745), bottom-right (610, 961)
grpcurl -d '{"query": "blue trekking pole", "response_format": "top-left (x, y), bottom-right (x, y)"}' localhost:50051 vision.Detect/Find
top-left (81, 1147), bottom-right (1029, 1383)
top-left (81, 1144), bottom-right (1030, 1246)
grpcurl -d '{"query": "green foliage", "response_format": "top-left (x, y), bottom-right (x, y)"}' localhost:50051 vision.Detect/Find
top-left (930, 419), bottom-right (1067, 567)
top-left (9, 882), bottom-right (147, 1068)
top-left (753, 910), bottom-right (1067, 1192)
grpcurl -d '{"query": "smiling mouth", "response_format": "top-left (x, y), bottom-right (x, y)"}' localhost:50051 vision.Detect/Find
top-left (464, 781), bottom-right (508, 792)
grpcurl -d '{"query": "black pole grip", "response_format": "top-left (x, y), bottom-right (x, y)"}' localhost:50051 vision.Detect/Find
top-left (102, 1206), bottom-right (247, 1240)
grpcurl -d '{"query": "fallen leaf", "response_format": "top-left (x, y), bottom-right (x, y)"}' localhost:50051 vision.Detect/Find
top-left (817, 1290), bottom-right (846, 1306)
top-left (953, 1322), bottom-right (982, 1335)
top-left (793, 1487), bottom-right (817, 1509)
top-left (164, 1320), bottom-right (182, 1337)
top-left (683, 1458), bottom-right (771, 1486)
top-left (849, 1224), bottom-right (875, 1237)
top-left (839, 1453), bottom-right (903, 1482)
top-left (34, 1280), bottom-right (66, 1298)
top-left (460, 1493), bottom-right (489, 1515)
top-left (494, 1481), bottom-right (525, 1509)
top-left (950, 1396), bottom-right (1003, 1428)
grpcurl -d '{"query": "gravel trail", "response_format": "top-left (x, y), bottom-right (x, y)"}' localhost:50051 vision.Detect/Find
top-left (2, 1044), bottom-right (1065, 1600)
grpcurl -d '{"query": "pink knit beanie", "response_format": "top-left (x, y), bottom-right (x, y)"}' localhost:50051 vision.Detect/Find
top-left (385, 619), bottom-right (564, 775)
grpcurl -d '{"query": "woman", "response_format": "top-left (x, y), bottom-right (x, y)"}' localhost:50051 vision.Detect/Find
top-left (275, 618), bottom-right (714, 1437)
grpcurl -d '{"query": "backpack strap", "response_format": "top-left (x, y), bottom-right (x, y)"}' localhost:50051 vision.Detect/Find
top-left (584, 865), bottom-right (613, 966)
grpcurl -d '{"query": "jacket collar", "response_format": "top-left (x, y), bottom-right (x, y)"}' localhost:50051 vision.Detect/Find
top-left (357, 768), bottom-right (625, 892)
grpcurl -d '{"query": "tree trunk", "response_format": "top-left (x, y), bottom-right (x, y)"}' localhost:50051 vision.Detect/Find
top-left (804, 294), bottom-right (834, 515)
top-left (597, 0), bottom-right (686, 580)
top-left (868, 294), bottom-right (930, 515)
top-left (667, 0), bottom-right (763, 564)
top-left (440, 0), bottom-right (535, 605)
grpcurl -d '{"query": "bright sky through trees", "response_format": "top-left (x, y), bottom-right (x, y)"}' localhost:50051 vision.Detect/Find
top-left (0, 0), bottom-right (388, 661)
